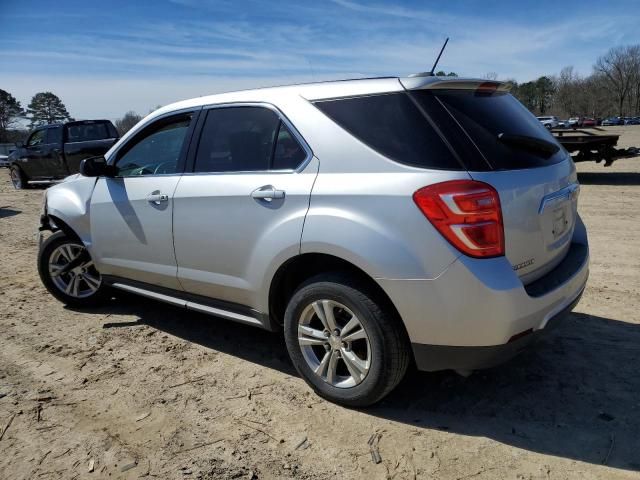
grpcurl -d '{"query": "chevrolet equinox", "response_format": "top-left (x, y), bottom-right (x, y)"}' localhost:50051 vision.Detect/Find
top-left (37, 76), bottom-right (589, 406)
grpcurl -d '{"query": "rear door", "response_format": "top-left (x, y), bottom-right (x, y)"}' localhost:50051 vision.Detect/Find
top-left (408, 86), bottom-right (578, 283)
top-left (172, 105), bottom-right (317, 308)
top-left (90, 111), bottom-right (198, 289)
top-left (64, 121), bottom-right (119, 173)
top-left (45, 126), bottom-right (69, 178)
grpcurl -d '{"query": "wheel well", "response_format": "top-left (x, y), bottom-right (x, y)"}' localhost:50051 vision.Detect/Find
top-left (269, 253), bottom-right (404, 330)
top-left (47, 215), bottom-right (82, 242)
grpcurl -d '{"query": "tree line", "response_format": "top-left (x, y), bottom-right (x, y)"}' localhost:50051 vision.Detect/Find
top-left (505, 44), bottom-right (640, 118)
top-left (1, 43), bottom-right (639, 143)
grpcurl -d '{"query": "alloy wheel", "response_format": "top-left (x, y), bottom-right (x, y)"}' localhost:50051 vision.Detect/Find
top-left (297, 299), bottom-right (371, 388)
top-left (10, 169), bottom-right (21, 189)
top-left (48, 242), bottom-right (102, 298)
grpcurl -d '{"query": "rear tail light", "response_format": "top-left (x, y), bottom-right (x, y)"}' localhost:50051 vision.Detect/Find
top-left (413, 180), bottom-right (504, 258)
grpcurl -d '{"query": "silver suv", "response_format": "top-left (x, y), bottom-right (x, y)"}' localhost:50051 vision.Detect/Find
top-left (37, 76), bottom-right (589, 406)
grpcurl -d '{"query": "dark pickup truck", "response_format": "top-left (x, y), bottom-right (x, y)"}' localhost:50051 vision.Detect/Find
top-left (8, 120), bottom-right (119, 189)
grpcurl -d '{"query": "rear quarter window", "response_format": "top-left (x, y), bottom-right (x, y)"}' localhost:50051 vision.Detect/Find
top-left (313, 92), bottom-right (462, 170)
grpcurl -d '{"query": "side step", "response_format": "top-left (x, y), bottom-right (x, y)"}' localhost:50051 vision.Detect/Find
top-left (106, 279), bottom-right (270, 329)
top-left (28, 179), bottom-right (64, 185)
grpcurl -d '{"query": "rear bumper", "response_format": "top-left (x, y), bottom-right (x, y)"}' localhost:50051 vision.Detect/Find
top-left (411, 287), bottom-right (583, 371)
top-left (377, 216), bottom-right (589, 371)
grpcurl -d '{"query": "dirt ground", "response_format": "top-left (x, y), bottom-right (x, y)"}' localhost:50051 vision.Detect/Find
top-left (1, 126), bottom-right (639, 480)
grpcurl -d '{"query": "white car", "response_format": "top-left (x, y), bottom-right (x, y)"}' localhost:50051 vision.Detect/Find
top-left (0, 155), bottom-right (10, 168)
top-left (537, 116), bottom-right (559, 129)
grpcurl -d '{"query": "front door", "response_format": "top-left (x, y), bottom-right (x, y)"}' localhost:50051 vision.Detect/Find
top-left (20, 128), bottom-right (48, 178)
top-left (89, 111), bottom-right (197, 290)
top-left (173, 105), bottom-right (317, 308)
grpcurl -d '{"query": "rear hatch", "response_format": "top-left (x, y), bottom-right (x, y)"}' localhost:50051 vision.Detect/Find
top-left (402, 79), bottom-right (579, 283)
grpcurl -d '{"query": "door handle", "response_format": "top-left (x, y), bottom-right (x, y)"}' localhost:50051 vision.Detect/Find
top-left (146, 193), bottom-right (169, 205)
top-left (251, 185), bottom-right (285, 201)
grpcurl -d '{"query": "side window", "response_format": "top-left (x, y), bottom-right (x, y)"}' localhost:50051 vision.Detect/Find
top-left (194, 107), bottom-right (279, 173)
top-left (115, 113), bottom-right (192, 177)
top-left (193, 106), bottom-right (307, 173)
top-left (47, 127), bottom-right (63, 145)
top-left (27, 129), bottom-right (46, 147)
top-left (272, 123), bottom-right (307, 170)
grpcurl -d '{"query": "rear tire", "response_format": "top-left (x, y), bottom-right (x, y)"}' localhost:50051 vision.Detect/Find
top-left (284, 273), bottom-right (410, 407)
top-left (9, 165), bottom-right (28, 190)
top-left (38, 231), bottom-right (109, 307)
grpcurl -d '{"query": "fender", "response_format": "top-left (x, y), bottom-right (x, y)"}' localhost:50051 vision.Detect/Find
top-left (43, 175), bottom-right (98, 247)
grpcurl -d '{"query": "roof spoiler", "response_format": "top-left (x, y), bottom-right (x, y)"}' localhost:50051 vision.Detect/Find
top-left (400, 77), bottom-right (511, 93)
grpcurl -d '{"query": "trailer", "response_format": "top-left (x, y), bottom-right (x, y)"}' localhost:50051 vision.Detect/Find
top-left (552, 127), bottom-right (639, 166)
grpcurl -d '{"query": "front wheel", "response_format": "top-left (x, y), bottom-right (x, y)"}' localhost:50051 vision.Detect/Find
top-left (9, 166), bottom-right (28, 190)
top-left (284, 273), bottom-right (410, 407)
top-left (38, 231), bottom-right (109, 307)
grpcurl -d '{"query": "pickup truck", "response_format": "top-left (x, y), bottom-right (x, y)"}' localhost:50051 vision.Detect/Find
top-left (8, 120), bottom-right (119, 189)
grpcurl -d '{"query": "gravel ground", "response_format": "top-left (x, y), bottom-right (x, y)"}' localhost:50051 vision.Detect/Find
top-left (1, 126), bottom-right (639, 479)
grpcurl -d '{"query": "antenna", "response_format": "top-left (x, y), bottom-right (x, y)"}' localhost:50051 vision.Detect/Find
top-left (408, 37), bottom-right (450, 78)
top-left (429, 37), bottom-right (449, 76)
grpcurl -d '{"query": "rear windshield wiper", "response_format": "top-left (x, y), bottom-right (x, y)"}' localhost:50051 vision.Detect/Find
top-left (497, 133), bottom-right (560, 157)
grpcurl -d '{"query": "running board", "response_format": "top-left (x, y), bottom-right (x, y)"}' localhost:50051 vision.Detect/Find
top-left (110, 282), bottom-right (265, 328)
top-left (28, 179), bottom-right (64, 185)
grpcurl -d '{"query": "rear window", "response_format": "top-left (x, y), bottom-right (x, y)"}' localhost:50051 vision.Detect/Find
top-left (65, 122), bottom-right (116, 142)
top-left (313, 93), bottom-right (462, 170)
top-left (412, 90), bottom-right (565, 170)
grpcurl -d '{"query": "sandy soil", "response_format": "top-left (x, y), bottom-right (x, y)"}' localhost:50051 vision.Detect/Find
top-left (1, 126), bottom-right (639, 480)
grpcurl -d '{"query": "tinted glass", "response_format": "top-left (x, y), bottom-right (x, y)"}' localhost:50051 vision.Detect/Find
top-left (116, 115), bottom-right (191, 176)
top-left (27, 129), bottom-right (46, 147)
top-left (46, 126), bottom-right (63, 145)
top-left (314, 92), bottom-right (460, 170)
top-left (272, 123), bottom-right (307, 170)
top-left (414, 90), bottom-right (565, 170)
top-left (195, 107), bottom-right (280, 172)
top-left (66, 122), bottom-right (114, 142)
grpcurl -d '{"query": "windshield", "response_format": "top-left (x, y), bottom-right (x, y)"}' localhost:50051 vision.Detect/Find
top-left (411, 90), bottom-right (566, 170)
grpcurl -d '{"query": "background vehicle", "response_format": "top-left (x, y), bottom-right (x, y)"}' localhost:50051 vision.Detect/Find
top-left (37, 76), bottom-right (589, 406)
top-left (0, 154), bottom-right (9, 168)
top-left (602, 117), bottom-right (623, 126)
top-left (8, 120), bottom-right (119, 189)
top-left (581, 117), bottom-right (597, 127)
top-left (568, 117), bottom-right (582, 127)
top-left (537, 115), bottom-right (559, 129)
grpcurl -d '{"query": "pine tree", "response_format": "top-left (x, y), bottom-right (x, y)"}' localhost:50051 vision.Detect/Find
top-left (0, 89), bottom-right (24, 142)
top-left (27, 92), bottom-right (73, 127)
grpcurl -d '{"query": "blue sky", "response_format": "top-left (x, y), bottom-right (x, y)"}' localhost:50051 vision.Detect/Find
top-left (1, 0), bottom-right (638, 121)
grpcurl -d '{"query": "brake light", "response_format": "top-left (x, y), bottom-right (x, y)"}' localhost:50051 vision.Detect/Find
top-left (413, 180), bottom-right (504, 258)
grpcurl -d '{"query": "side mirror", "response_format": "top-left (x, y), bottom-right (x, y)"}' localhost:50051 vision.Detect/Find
top-left (15, 141), bottom-right (24, 148)
top-left (79, 156), bottom-right (116, 177)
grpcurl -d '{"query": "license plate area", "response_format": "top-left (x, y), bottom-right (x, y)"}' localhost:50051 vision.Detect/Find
top-left (539, 184), bottom-right (579, 250)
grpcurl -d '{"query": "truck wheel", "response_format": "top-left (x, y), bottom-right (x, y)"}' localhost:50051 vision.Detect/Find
top-left (38, 231), bottom-right (109, 307)
top-left (10, 166), bottom-right (28, 190)
top-left (284, 273), bottom-right (410, 407)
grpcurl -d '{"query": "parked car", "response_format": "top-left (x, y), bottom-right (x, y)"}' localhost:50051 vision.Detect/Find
top-left (623, 117), bottom-right (640, 125)
top-left (568, 117), bottom-right (582, 127)
top-left (602, 117), bottom-right (623, 126)
top-left (556, 119), bottom-right (569, 129)
top-left (36, 76), bottom-right (589, 406)
top-left (8, 120), bottom-right (119, 189)
top-left (0, 154), bottom-right (9, 168)
top-left (536, 116), bottom-right (559, 129)
top-left (581, 117), bottom-right (597, 127)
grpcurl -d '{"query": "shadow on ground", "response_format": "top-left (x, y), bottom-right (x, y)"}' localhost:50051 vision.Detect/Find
top-left (75, 296), bottom-right (640, 471)
top-left (0, 207), bottom-right (21, 219)
top-left (577, 171), bottom-right (640, 186)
